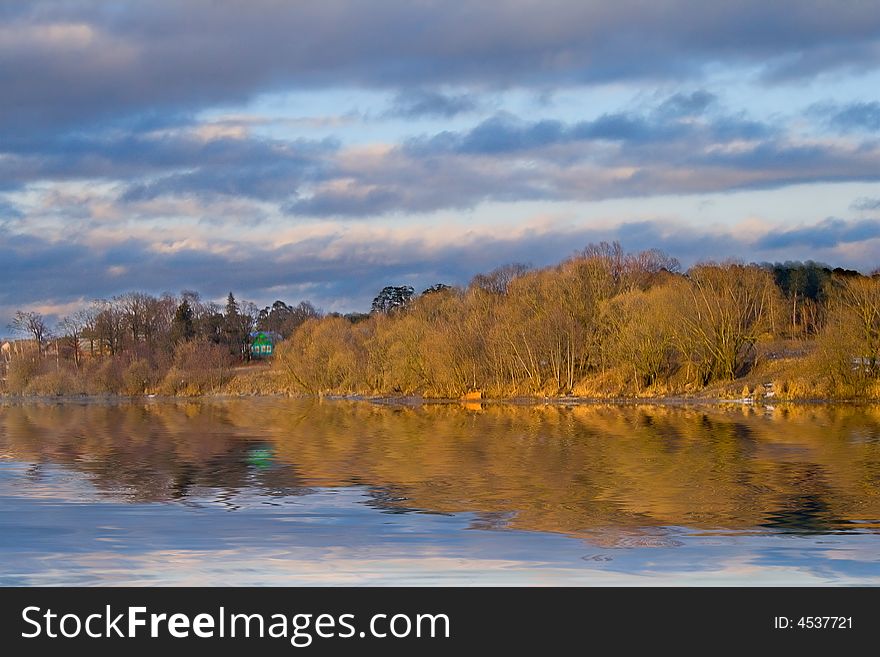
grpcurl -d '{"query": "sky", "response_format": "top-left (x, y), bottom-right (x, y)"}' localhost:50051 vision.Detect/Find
top-left (2, 0), bottom-right (880, 333)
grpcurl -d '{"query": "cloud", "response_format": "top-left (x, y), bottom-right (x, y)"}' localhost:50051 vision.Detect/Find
top-left (0, 198), bottom-right (23, 222)
top-left (0, 130), bottom-right (340, 199)
top-left (2, 1), bottom-right (880, 138)
top-left (283, 145), bottom-right (561, 216)
top-left (3, 90), bottom-right (877, 220)
top-left (828, 101), bottom-right (880, 132)
top-left (811, 100), bottom-right (880, 132)
top-left (407, 97), bottom-right (765, 156)
top-left (3, 215), bottom-right (879, 333)
top-left (851, 197), bottom-right (880, 211)
top-left (270, 98), bottom-right (875, 217)
top-left (755, 217), bottom-right (880, 249)
top-left (284, 137), bottom-right (880, 217)
top-left (387, 89), bottom-right (480, 118)
top-left (0, 5), bottom-right (877, 221)
top-left (654, 90), bottom-right (717, 117)
top-left (761, 41), bottom-right (880, 83)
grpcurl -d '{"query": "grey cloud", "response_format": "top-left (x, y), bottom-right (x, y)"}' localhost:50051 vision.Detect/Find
top-left (0, 198), bottom-right (23, 221)
top-left (810, 100), bottom-right (880, 132)
top-left (285, 188), bottom-right (410, 218)
top-left (3, 1), bottom-right (880, 136)
top-left (685, 140), bottom-right (880, 193)
top-left (1, 3), bottom-right (876, 220)
top-left (761, 40), bottom-right (880, 83)
top-left (4, 215), bottom-right (879, 331)
top-left (851, 197), bottom-right (880, 211)
top-left (755, 217), bottom-right (880, 249)
top-left (121, 158), bottom-right (322, 203)
top-left (281, 132), bottom-right (880, 218)
top-left (270, 95), bottom-right (880, 218)
top-left (1, 131), bottom-right (339, 199)
top-left (655, 90), bottom-right (717, 117)
top-left (444, 116), bottom-right (569, 154)
top-left (387, 89), bottom-right (480, 118)
top-left (7, 99), bottom-right (863, 219)
top-left (830, 102), bottom-right (880, 131)
top-left (284, 147), bottom-right (557, 217)
top-left (406, 96), bottom-right (769, 157)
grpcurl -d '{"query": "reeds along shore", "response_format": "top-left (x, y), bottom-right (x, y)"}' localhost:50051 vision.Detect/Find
top-left (3, 243), bottom-right (880, 400)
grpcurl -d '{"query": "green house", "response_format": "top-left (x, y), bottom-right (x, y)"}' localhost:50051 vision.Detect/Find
top-left (249, 331), bottom-right (280, 358)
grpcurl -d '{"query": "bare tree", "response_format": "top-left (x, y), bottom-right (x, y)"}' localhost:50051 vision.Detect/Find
top-left (680, 262), bottom-right (780, 382)
top-left (8, 311), bottom-right (50, 357)
top-left (827, 275), bottom-right (880, 376)
top-left (470, 264), bottom-right (530, 295)
top-left (59, 308), bottom-right (96, 368)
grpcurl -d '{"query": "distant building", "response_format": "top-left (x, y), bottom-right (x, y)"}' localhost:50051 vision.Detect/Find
top-left (1, 338), bottom-right (40, 358)
top-left (72, 336), bottom-right (114, 359)
top-left (249, 331), bottom-right (281, 358)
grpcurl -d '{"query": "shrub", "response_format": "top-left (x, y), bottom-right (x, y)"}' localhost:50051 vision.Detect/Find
top-left (122, 359), bottom-right (154, 395)
top-left (25, 369), bottom-right (82, 396)
top-left (87, 358), bottom-right (123, 394)
top-left (275, 317), bottom-right (366, 394)
top-left (6, 357), bottom-right (44, 394)
top-left (160, 339), bottom-right (232, 395)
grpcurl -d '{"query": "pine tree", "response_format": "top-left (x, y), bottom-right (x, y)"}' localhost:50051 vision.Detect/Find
top-left (223, 292), bottom-right (248, 359)
top-left (171, 300), bottom-right (195, 344)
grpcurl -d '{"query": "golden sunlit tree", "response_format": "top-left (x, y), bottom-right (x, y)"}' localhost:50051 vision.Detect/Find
top-left (678, 262), bottom-right (781, 383)
top-left (814, 274), bottom-right (880, 393)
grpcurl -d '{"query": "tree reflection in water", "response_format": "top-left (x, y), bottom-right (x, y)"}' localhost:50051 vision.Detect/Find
top-left (2, 399), bottom-right (879, 539)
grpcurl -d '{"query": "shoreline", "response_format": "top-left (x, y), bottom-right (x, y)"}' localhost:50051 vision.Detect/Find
top-left (1, 391), bottom-right (877, 407)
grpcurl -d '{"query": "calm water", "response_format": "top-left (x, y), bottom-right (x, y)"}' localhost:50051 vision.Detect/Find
top-left (1, 398), bottom-right (879, 586)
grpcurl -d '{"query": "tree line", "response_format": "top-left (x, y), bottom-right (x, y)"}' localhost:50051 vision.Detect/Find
top-left (3, 241), bottom-right (879, 398)
top-left (275, 243), bottom-right (880, 399)
top-left (3, 291), bottom-right (318, 395)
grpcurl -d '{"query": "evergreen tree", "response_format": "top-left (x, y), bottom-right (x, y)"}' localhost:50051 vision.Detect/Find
top-left (371, 286), bottom-right (415, 314)
top-left (422, 283), bottom-right (452, 295)
top-left (170, 299), bottom-right (195, 344)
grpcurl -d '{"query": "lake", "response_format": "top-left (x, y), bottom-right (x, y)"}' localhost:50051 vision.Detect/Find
top-left (1, 398), bottom-right (879, 585)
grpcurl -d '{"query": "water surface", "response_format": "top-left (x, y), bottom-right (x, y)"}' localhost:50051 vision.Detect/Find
top-left (1, 398), bottom-right (879, 585)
